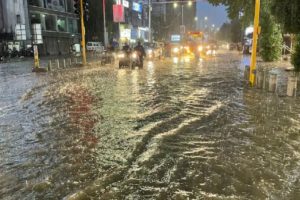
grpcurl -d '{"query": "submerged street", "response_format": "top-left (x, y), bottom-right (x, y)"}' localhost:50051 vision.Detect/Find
top-left (1, 52), bottom-right (300, 199)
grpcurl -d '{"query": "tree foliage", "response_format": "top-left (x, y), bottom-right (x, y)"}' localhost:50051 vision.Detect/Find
top-left (272, 0), bottom-right (300, 70)
top-left (209, 0), bottom-right (283, 62)
top-left (207, 0), bottom-right (254, 25)
top-left (259, 0), bottom-right (283, 61)
top-left (292, 35), bottom-right (300, 72)
top-left (271, 0), bottom-right (300, 33)
top-left (216, 20), bottom-right (243, 43)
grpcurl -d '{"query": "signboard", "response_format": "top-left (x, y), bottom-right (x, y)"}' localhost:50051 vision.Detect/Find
top-left (120, 28), bottom-right (131, 39)
top-left (113, 4), bottom-right (125, 22)
top-left (32, 24), bottom-right (43, 44)
top-left (132, 2), bottom-right (142, 13)
top-left (171, 35), bottom-right (181, 42)
top-left (131, 28), bottom-right (138, 39)
top-left (188, 31), bottom-right (204, 38)
top-left (122, 0), bottom-right (129, 8)
top-left (15, 24), bottom-right (26, 41)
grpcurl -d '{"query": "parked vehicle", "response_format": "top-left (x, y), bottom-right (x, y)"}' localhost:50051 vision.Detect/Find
top-left (86, 42), bottom-right (104, 52)
top-left (243, 27), bottom-right (254, 54)
top-left (20, 45), bottom-right (34, 57)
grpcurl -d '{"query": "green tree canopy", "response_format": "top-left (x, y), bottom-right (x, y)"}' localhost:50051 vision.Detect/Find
top-left (271, 0), bottom-right (300, 33)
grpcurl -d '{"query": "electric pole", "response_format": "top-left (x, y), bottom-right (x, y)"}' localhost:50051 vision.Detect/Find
top-left (80, 0), bottom-right (87, 65)
top-left (249, 0), bottom-right (261, 86)
top-left (148, 0), bottom-right (152, 43)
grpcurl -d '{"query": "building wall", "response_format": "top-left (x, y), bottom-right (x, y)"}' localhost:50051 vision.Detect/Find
top-left (0, 0), bottom-right (30, 41)
top-left (28, 0), bottom-right (79, 55)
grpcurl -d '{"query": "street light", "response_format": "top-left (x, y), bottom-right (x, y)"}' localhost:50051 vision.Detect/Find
top-left (173, 2), bottom-right (178, 8)
top-left (194, 17), bottom-right (198, 21)
top-left (188, 1), bottom-right (193, 6)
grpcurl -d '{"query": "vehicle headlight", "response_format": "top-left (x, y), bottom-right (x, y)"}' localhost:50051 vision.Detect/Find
top-left (132, 53), bottom-right (137, 59)
top-left (198, 46), bottom-right (203, 52)
top-left (118, 53), bottom-right (125, 58)
top-left (173, 47), bottom-right (179, 53)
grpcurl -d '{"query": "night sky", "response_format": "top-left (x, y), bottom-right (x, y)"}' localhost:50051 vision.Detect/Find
top-left (196, 0), bottom-right (228, 29)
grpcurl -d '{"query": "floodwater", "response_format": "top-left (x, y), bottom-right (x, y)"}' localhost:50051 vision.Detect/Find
top-left (1, 52), bottom-right (300, 200)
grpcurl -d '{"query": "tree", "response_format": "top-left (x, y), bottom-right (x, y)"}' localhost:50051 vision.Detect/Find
top-left (216, 20), bottom-right (243, 43)
top-left (216, 23), bottom-right (231, 41)
top-left (272, 0), bottom-right (300, 71)
top-left (259, 0), bottom-right (283, 62)
top-left (292, 35), bottom-right (300, 72)
top-left (208, 0), bottom-right (283, 62)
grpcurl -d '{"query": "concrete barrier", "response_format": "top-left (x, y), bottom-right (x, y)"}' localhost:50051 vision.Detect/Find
top-left (48, 60), bottom-right (52, 71)
top-left (56, 59), bottom-right (60, 69)
top-left (256, 69), bottom-right (264, 89)
top-left (244, 65), bottom-right (250, 83)
top-left (268, 73), bottom-right (278, 93)
top-left (287, 76), bottom-right (297, 97)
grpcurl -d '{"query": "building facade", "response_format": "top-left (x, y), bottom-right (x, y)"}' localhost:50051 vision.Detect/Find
top-left (0, 0), bottom-right (31, 44)
top-left (28, 0), bottom-right (79, 55)
top-left (0, 0), bottom-right (79, 56)
top-left (114, 0), bottom-right (150, 44)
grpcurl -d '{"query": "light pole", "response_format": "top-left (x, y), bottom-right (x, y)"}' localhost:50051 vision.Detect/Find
top-left (103, 0), bottom-right (108, 47)
top-left (204, 16), bottom-right (208, 31)
top-left (149, 0), bottom-right (152, 42)
top-left (181, 4), bottom-right (184, 25)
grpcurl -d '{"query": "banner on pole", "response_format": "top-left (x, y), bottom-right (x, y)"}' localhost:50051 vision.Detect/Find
top-left (113, 4), bottom-right (124, 22)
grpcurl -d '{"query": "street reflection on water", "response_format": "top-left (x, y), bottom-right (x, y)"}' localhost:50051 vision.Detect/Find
top-left (1, 52), bottom-right (300, 199)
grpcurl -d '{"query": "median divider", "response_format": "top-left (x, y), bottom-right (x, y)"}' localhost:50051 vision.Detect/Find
top-left (244, 65), bottom-right (299, 97)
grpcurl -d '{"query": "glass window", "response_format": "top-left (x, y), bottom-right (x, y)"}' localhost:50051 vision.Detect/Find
top-left (31, 13), bottom-right (41, 24)
top-left (46, 0), bottom-right (65, 12)
top-left (28, 0), bottom-right (44, 7)
top-left (66, 0), bottom-right (74, 13)
top-left (45, 15), bottom-right (56, 31)
top-left (68, 18), bottom-right (78, 33)
top-left (31, 12), bottom-right (46, 30)
top-left (57, 17), bottom-right (66, 32)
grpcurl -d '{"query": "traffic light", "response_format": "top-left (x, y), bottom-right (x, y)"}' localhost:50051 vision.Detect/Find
top-left (83, 0), bottom-right (89, 21)
top-left (74, 0), bottom-right (80, 14)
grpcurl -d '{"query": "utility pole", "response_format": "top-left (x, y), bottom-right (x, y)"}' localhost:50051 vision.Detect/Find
top-left (80, 0), bottom-right (87, 65)
top-left (249, 0), bottom-right (261, 86)
top-left (148, 0), bottom-right (152, 43)
top-left (181, 4), bottom-right (184, 25)
top-left (103, 0), bottom-right (108, 47)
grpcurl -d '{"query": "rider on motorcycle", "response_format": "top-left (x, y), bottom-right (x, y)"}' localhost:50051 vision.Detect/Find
top-left (134, 42), bottom-right (146, 67)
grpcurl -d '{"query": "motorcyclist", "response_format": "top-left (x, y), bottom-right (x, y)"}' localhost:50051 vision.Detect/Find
top-left (122, 43), bottom-right (130, 51)
top-left (134, 41), bottom-right (146, 67)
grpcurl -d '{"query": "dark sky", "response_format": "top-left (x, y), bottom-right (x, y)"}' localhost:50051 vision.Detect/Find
top-left (196, 1), bottom-right (228, 29)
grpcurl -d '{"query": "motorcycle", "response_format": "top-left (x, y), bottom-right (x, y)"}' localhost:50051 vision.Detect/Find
top-left (118, 50), bottom-right (143, 69)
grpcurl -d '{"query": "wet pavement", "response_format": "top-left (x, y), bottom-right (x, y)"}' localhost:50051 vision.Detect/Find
top-left (1, 52), bottom-right (300, 200)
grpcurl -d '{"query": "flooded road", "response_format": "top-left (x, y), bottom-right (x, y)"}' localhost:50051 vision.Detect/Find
top-left (1, 52), bottom-right (300, 200)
